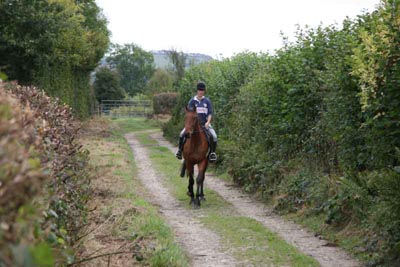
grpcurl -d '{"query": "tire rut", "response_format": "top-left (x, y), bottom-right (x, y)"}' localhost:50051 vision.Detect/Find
top-left (150, 132), bottom-right (360, 267)
top-left (125, 133), bottom-right (236, 267)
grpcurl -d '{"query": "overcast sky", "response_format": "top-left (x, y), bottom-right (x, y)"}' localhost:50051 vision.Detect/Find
top-left (95, 0), bottom-right (381, 58)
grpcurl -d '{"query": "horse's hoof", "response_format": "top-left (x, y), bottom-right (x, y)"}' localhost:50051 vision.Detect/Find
top-left (194, 198), bottom-right (201, 208)
top-left (200, 196), bottom-right (206, 202)
top-left (190, 200), bottom-right (200, 209)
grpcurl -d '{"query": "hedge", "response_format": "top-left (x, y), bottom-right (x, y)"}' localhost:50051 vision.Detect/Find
top-left (164, 1), bottom-right (400, 265)
top-left (0, 82), bottom-right (91, 266)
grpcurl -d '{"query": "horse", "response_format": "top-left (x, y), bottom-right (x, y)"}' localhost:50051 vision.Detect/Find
top-left (180, 105), bottom-right (209, 208)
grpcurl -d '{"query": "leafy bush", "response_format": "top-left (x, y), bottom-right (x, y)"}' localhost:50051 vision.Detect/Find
top-left (146, 69), bottom-right (174, 94)
top-left (0, 82), bottom-right (91, 266)
top-left (366, 169), bottom-right (400, 265)
top-left (94, 67), bottom-right (126, 102)
top-left (351, 0), bottom-right (400, 169)
top-left (153, 93), bottom-right (179, 114)
top-left (274, 170), bottom-right (327, 214)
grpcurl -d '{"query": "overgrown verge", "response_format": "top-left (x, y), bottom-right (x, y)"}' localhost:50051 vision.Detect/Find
top-left (76, 118), bottom-right (188, 266)
top-left (0, 82), bottom-right (91, 266)
top-left (163, 1), bottom-right (400, 266)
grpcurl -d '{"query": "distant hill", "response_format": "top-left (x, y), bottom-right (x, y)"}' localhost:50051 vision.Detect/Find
top-left (152, 50), bottom-right (213, 69)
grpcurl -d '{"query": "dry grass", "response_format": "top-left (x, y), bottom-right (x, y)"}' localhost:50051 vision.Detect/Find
top-left (78, 117), bottom-right (113, 138)
top-left (77, 132), bottom-right (141, 266)
top-left (76, 118), bottom-right (188, 267)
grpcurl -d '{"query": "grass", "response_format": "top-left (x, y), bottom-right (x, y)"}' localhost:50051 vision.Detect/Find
top-left (284, 212), bottom-right (368, 262)
top-left (202, 215), bottom-right (317, 266)
top-left (110, 117), bottom-right (160, 134)
top-left (81, 117), bottom-right (189, 267)
top-left (132, 126), bottom-right (319, 267)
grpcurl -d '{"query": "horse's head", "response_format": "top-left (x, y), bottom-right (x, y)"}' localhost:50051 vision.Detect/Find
top-left (184, 105), bottom-right (199, 137)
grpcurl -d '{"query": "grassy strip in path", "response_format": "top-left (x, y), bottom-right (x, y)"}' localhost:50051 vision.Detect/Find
top-left (82, 118), bottom-right (189, 267)
top-left (133, 128), bottom-right (319, 267)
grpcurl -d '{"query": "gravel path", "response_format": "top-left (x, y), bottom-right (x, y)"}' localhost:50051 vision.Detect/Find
top-left (150, 132), bottom-right (361, 267)
top-left (125, 133), bottom-right (237, 267)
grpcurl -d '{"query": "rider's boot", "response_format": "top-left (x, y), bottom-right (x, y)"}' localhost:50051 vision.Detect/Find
top-left (209, 141), bottom-right (217, 162)
top-left (175, 136), bottom-right (185, 160)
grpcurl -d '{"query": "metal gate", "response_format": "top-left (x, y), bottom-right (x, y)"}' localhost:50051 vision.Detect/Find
top-left (100, 100), bottom-right (152, 117)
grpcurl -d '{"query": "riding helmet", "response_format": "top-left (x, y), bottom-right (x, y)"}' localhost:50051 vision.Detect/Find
top-left (197, 82), bottom-right (206, 90)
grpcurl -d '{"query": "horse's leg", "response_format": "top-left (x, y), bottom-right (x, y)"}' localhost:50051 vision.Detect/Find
top-left (195, 160), bottom-right (208, 206)
top-left (186, 162), bottom-right (195, 205)
top-left (199, 160), bottom-right (208, 201)
top-left (200, 183), bottom-right (206, 201)
top-left (180, 160), bottom-right (186, 178)
top-left (194, 171), bottom-right (202, 207)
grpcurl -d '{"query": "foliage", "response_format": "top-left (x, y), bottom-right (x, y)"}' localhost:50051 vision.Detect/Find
top-left (0, 72), bottom-right (7, 81)
top-left (368, 170), bottom-right (400, 265)
top-left (0, 82), bottom-right (92, 266)
top-left (94, 66), bottom-right (125, 102)
top-left (146, 68), bottom-right (174, 94)
top-left (107, 43), bottom-right (155, 96)
top-left (164, 1), bottom-right (400, 264)
top-left (153, 93), bottom-right (179, 114)
top-left (352, 0), bottom-right (400, 168)
top-left (0, 0), bottom-right (110, 117)
top-left (167, 49), bottom-right (187, 86)
top-left (0, 87), bottom-right (48, 266)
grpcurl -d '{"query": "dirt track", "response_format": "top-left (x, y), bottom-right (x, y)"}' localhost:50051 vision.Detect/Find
top-left (150, 132), bottom-right (360, 267)
top-left (125, 132), bottom-right (236, 267)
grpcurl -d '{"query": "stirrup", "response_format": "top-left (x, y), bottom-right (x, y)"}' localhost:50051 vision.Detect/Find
top-left (176, 150), bottom-right (183, 160)
top-left (209, 152), bottom-right (217, 162)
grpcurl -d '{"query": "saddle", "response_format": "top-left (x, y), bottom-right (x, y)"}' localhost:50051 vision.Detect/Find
top-left (184, 126), bottom-right (211, 149)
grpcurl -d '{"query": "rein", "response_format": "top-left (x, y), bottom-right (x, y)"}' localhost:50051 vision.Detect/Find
top-left (185, 128), bottom-right (204, 138)
top-left (185, 121), bottom-right (206, 139)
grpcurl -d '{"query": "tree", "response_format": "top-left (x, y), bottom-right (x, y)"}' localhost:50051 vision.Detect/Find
top-left (0, 0), bottom-right (109, 79)
top-left (107, 43), bottom-right (155, 96)
top-left (167, 49), bottom-right (187, 86)
top-left (146, 68), bottom-right (174, 94)
top-left (0, 0), bottom-right (110, 117)
top-left (94, 67), bottom-right (125, 102)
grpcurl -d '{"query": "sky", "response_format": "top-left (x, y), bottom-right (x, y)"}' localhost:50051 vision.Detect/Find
top-left (95, 0), bottom-right (381, 58)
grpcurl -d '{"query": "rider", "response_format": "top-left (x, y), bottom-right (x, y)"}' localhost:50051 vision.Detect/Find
top-left (175, 81), bottom-right (218, 162)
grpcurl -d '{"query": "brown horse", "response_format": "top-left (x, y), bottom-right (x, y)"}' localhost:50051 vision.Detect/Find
top-left (180, 105), bottom-right (209, 208)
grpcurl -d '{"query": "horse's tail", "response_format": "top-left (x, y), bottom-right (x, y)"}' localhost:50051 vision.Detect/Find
top-left (180, 160), bottom-right (186, 177)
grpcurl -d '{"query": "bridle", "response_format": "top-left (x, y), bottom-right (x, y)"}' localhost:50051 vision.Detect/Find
top-left (185, 115), bottom-right (205, 139)
top-left (185, 128), bottom-right (205, 138)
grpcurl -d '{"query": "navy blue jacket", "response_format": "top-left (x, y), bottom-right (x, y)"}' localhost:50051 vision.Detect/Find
top-left (188, 96), bottom-right (213, 125)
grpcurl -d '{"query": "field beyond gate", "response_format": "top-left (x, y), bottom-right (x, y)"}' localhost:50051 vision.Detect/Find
top-left (100, 100), bottom-right (152, 117)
